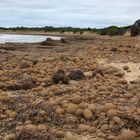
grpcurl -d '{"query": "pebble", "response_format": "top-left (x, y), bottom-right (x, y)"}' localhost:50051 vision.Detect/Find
top-left (66, 103), bottom-right (78, 114)
top-left (123, 65), bottom-right (129, 70)
top-left (55, 131), bottom-right (65, 138)
top-left (104, 103), bottom-right (116, 112)
top-left (0, 95), bottom-right (10, 102)
top-left (107, 109), bottom-right (117, 118)
top-left (64, 136), bottom-right (78, 140)
top-left (37, 124), bottom-right (48, 131)
top-left (83, 109), bottom-right (93, 119)
top-left (51, 85), bottom-right (60, 93)
top-left (115, 129), bottom-right (136, 140)
top-left (5, 110), bottom-right (17, 118)
top-left (112, 116), bottom-right (122, 124)
top-left (79, 103), bottom-right (87, 109)
top-left (100, 124), bottom-right (109, 132)
top-left (78, 124), bottom-right (90, 131)
top-left (16, 125), bottom-right (24, 131)
top-left (39, 110), bottom-right (46, 116)
top-left (56, 108), bottom-right (65, 114)
top-left (50, 128), bottom-right (57, 135)
top-left (71, 95), bottom-right (82, 104)
top-left (0, 114), bottom-right (7, 119)
top-left (24, 120), bottom-right (32, 125)
top-left (88, 104), bottom-right (96, 113)
top-left (75, 109), bottom-right (83, 116)
top-left (24, 124), bottom-right (37, 132)
top-left (4, 133), bottom-right (16, 140)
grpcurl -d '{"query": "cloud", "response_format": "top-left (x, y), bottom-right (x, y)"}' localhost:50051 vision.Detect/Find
top-left (0, 0), bottom-right (139, 27)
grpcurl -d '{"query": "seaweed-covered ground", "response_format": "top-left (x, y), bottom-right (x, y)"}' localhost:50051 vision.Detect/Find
top-left (0, 35), bottom-right (140, 140)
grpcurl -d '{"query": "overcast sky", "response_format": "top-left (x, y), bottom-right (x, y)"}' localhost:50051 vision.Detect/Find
top-left (0, 0), bottom-right (139, 28)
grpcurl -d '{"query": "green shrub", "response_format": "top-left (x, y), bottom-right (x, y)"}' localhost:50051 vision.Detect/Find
top-left (99, 26), bottom-right (126, 36)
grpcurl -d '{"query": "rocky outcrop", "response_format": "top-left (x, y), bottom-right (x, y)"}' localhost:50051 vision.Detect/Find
top-left (131, 19), bottom-right (140, 37)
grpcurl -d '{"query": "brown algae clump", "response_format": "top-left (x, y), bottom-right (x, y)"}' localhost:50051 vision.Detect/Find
top-left (52, 69), bottom-right (69, 84)
top-left (68, 69), bottom-right (85, 80)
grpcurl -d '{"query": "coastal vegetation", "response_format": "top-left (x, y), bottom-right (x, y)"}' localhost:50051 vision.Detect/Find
top-left (0, 25), bottom-right (132, 36)
top-left (1, 20), bottom-right (140, 37)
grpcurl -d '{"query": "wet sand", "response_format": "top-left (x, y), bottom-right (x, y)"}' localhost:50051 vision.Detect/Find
top-left (0, 35), bottom-right (140, 140)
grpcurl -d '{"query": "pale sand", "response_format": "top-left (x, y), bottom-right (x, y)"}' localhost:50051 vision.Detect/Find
top-left (98, 59), bottom-right (140, 82)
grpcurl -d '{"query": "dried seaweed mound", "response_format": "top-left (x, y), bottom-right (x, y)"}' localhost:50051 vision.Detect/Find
top-left (68, 69), bottom-right (85, 80)
top-left (52, 70), bottom-right (69, 84)
top-left (16, 127), bottom-right (51, 140)
top-left (1, 76), bottom-right (37, 91)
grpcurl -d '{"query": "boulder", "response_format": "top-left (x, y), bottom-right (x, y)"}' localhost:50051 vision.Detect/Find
top-left (131, 19), bottom-right (140, 37)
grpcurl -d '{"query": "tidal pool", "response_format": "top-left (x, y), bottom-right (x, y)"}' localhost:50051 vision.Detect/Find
top-left (0, 34), bottom-right (62, 44)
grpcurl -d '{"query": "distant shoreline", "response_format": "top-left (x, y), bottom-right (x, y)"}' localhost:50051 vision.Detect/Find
top-left (0, 30), bottom-right (99, 39)
top-left (0, 31), bottom-right (65, 37)
top-left (0, 24), bottom-right (132, 37)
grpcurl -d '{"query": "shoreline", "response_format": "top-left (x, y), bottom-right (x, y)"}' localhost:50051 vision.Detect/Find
top-left (0, 30), bottom-right (79, 37)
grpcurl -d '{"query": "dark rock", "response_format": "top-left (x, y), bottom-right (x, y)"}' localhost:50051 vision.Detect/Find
top-left (68, 69), bottom-right (85, 80)
top-left (61, 38), bottom-right (68, 43)
top-left (32, 59), bottom-right (38, 65)
top-left (131, 19), bottom-right (140, 37)
top-left (46, 38), bottom-right (53, 42)
top-left (40, 41), bottom-right (47, 46)
top-left (111, 47), bottom-right (118, 52)
top-left (41, 38), bottom-right (55, 46)
top-left (52, 70), bottom-right (69, 84)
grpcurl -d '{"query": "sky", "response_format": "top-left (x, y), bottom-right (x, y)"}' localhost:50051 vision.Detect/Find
top-left (0, 0), bottom-right (140, 28)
